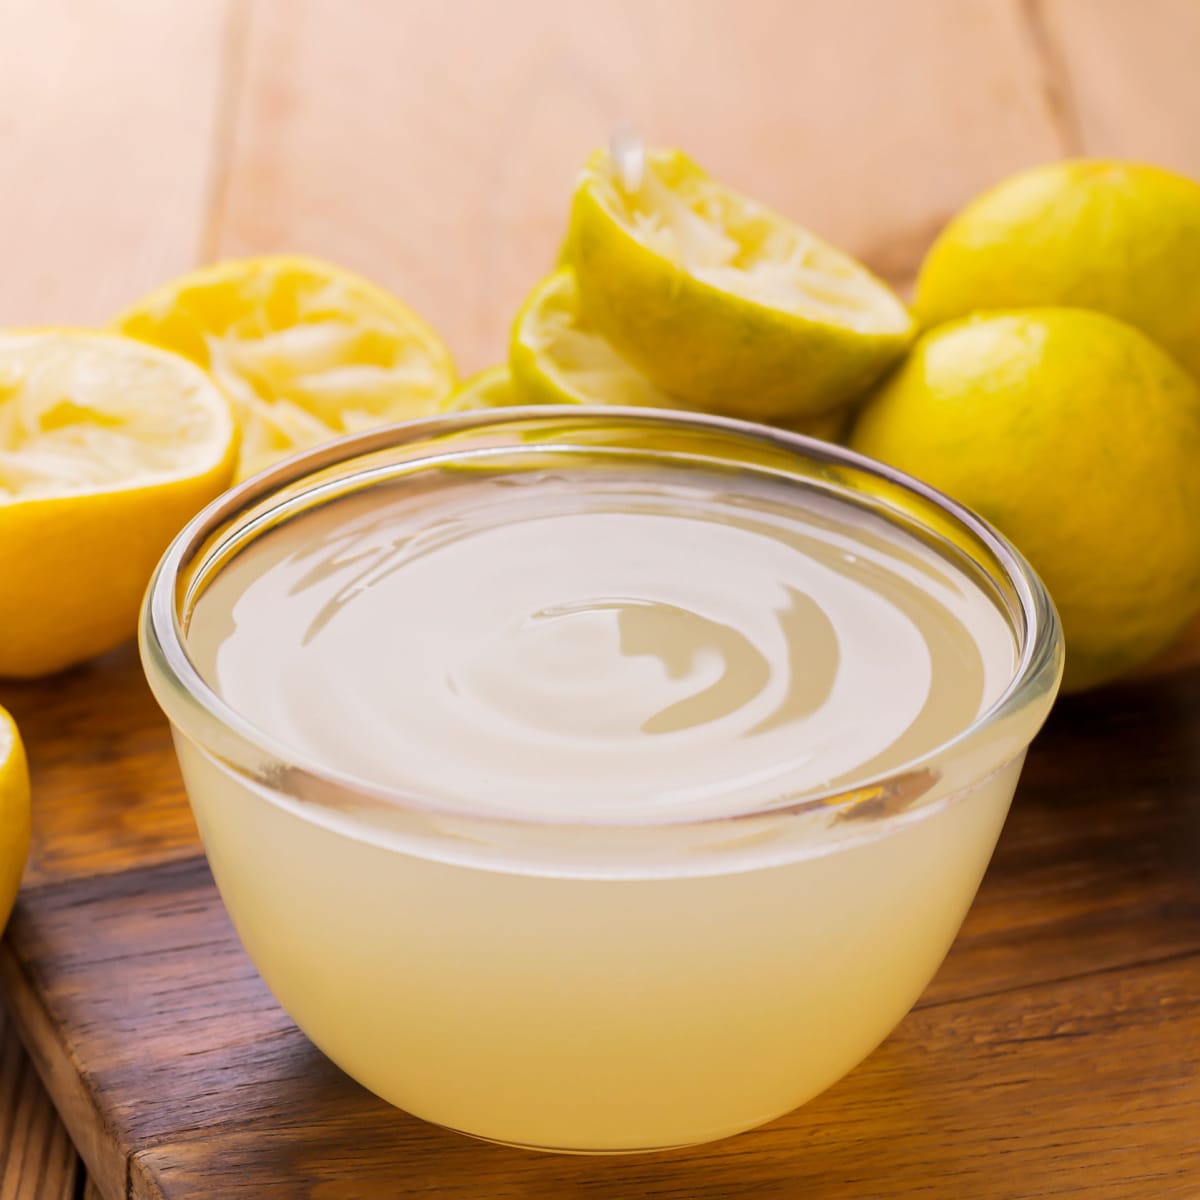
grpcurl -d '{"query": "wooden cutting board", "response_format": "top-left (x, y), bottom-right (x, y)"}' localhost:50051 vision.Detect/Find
top-left (1, 639), bottom-right (1199, 1198)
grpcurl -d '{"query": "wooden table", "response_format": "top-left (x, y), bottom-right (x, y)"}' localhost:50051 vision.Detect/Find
top-left (0, 2), bottom-right (1198, 1196)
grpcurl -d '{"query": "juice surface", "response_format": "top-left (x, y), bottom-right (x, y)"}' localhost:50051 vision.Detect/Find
top-left (187, 460), bottom-right (1016, 823)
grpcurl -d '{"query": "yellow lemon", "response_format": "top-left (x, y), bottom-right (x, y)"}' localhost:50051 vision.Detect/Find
top-left (566, 146), bottom-right (913, 421)
top-left (0, 330), bottom-right (237, 677)
top-left (509, 270), bottom-right (851, 442)
top-left (441, 366), bottom-right (518, 412)
top-left (510, 270), bottom-right (683, 409)
top-left (851, 309), bottom-right (1200, 692)
top-left (915, 160), bottom-right (1200, 377)
top-left (0, 706), bottom-right (29, 934)
top-left (776, 408), bottom-right (854, 444)
top-left (116, 255), bottom-right (456, 480)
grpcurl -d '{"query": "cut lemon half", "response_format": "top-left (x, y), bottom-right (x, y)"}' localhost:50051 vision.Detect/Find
top-left (566, 147), bottom-right (913, 421)
top-left (0, 330), bottom-right (237, 677)
top-left (0, 705), bottom-right (29, 934)
top-left (510, 270), bottom-right (684, 409)
top-left (442, 365), bottom-right (518, 411)
top-left (116, 255), bottom-right (456, 480)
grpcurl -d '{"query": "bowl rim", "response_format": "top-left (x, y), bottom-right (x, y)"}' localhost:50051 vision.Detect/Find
top-left (139, 404), bottom-right (1064, 835)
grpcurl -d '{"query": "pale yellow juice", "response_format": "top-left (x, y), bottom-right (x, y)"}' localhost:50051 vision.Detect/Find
top-left (170, 450), bottom-right (1031, 1151)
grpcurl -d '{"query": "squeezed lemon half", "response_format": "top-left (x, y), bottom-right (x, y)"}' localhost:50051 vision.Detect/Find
top-left (510, 270), bottom-right (684, 409)
top-left (116, 255), bottom-right (456, 480)
top-left (566, 147), bottom-right (913, 421)
top-left (0, 330), bottom-right (237, 677)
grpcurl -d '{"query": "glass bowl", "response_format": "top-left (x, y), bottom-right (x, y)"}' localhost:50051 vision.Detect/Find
top-left (140, 407), bottom-right (1063, 1153)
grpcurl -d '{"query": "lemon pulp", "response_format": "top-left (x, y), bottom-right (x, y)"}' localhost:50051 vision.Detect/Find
top-left (117, 256), bottom-right (455, 479)
top-left (567, 147), bottom-right (913, 420)
top-left (510, 271), bottom-right (681, 409)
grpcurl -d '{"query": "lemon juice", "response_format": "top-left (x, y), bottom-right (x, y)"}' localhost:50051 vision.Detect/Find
top-left (146, 413), bottom-right (1060, 1152)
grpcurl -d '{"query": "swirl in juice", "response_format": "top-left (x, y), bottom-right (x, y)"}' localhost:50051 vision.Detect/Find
top-left (188, 462), bottom-right (1015, 823)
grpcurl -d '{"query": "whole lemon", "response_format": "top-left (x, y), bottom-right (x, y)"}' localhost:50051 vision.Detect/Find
top-left (0, 705), bottom-right (30, 934)
top-left (851, 309), bottom-right (1200, 692)
top-left (915, 160), bottom-right (1200, 378)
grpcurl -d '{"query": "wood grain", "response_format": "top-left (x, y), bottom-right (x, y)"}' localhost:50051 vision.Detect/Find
top-left (2, 665), bottom-right (1198, 1197)
top-left (0, 954), bottom-right (124, 1200)
top-left (925, 669), bottom-right (1200, 1004)
top-left (0, 0), bottom-right (235, 327)
top-left (1039, 0), bottom-right (1200, 176)
top-left (0, 1001), bottom-right (78, 1200)
top-left (216, 0), bottom-right (1065, 373)
top-left (128, 954), bottom-right (1200, 1199)
top-left (0, 645), bottom-right (199, 889)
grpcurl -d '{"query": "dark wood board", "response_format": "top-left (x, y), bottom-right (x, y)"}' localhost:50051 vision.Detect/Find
top-left (0, 1001), bottom-right (78, 1199)
top-left (0, 648), bottom-right (1198, 1198)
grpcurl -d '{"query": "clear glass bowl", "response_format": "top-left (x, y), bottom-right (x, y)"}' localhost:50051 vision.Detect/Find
top-left (140, 408), bottom-right (1063, 1154)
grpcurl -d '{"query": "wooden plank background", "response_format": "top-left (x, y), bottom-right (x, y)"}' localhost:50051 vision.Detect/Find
top-left (3, 0), bottom-right (1199, 361)
top-left (0, 0), bottom-right (1198, 1195)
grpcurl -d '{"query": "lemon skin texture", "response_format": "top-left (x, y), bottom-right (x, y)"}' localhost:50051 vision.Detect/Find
top-left (916, 160), bottom-right (1200, 378)
top-left (852, 308), bottom-right (1200, 692)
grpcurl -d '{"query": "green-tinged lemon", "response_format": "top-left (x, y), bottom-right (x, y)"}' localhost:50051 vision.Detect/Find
top-left (510, 271), bottom-right (683, 409)
top-left (916, 160), bottom-right (1200, 377)
top-left (509, 270), bottom-right (853, 443)
top-left (116, 256), bottom-right (456, 480)
top-left (851, 309), bottom-right (1200, 692)
top-left (565, 146), bottom-right (913, 421)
